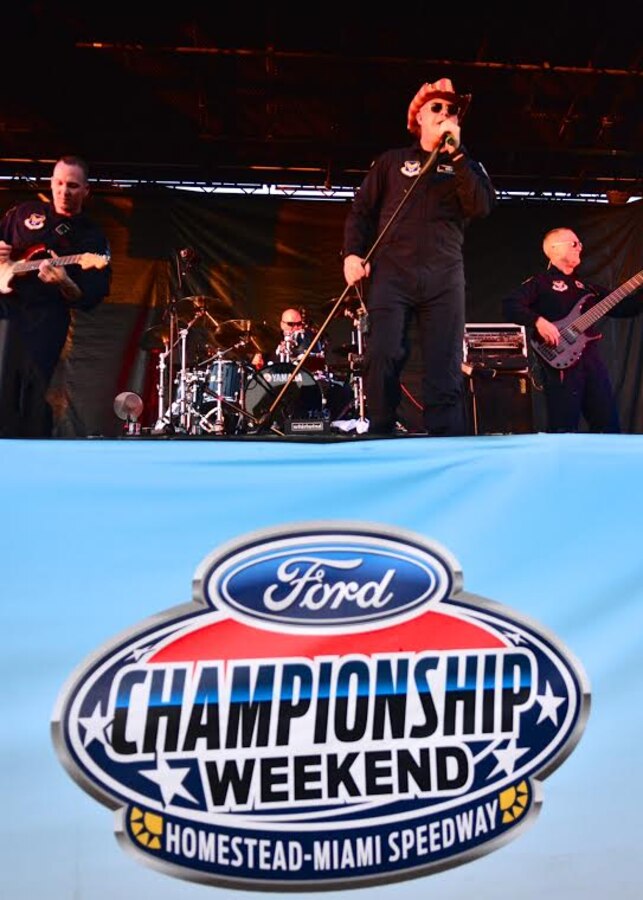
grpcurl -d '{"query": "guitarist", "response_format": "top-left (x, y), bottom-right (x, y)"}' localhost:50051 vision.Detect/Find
top-left (502, 227), bottom-right (641, 433)
top-left (0, 155), bottom-right (111, 436)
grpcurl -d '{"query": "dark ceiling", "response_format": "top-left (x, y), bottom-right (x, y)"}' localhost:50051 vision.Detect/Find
top-left (2, 3), bottom-right (642, 195)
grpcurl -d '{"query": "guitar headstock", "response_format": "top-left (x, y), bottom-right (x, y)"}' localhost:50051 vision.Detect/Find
top-left (80, 252), bottom-right (111, 271)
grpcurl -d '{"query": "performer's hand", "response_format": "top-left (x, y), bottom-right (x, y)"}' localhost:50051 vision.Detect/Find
top-left (38, 254), bottom-right (67, 285)
top-left (535, 316), bottom-right (560, 346)
top-left (38, 250), bottom-right (81, 300)
top-left (344, 254), bottom-right (370, 286)
top-left (0, 240), bottom-right (12, 263)
top-left (438, 119), bottom-right (461, 154)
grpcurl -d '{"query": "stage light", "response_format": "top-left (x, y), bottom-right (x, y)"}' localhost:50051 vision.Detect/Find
top-left (113, 392), bottom-right (144, 436)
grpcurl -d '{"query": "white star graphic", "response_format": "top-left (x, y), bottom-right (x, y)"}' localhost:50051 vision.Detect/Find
top-left (78, 703), bottom-right (112, 748)
top-left (140, 756), bottom-right (197, 806)
top-left (536, 681), bottom-right (566, 725)
top-left (128, 645), bottom-right (153, 662)
top-left (503, 630), bottom-right (527, 645)
top-left (487, 738), bottom-right (530, 778)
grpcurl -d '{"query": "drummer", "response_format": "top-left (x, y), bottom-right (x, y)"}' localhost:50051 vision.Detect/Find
top-left (251, 307), bottom-right (326, 371)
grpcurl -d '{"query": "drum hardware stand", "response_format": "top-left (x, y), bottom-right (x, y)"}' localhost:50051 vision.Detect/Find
top-left (254, 138), bottom-right (448, 434)
top-left (154, 344), bottom-right (170, 430)
top-left (152, 247), bottom-right (211, 434)
top-left (342, 285), bottom-right (369, 427)
top-left (162, 249), bottom-right (191, 433)
top-left (176, 319), bottom-right (191, 431)
top-left (152, 313), bottom-right (212, 435)
top-left (198, 343), bottom-right (285, 437)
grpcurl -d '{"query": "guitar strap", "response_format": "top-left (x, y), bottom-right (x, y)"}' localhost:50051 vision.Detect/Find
top-left (53, 219), bottom-right (75, 254)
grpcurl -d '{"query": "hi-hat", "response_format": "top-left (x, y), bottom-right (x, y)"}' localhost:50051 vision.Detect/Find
top-left (174, 295), bottom-right (232, 321)
top-left (214, 319), bottom-right (281, 355)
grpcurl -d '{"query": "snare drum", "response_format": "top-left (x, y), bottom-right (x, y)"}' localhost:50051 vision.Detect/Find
top-left (244, 362), bottom-right (324, 423)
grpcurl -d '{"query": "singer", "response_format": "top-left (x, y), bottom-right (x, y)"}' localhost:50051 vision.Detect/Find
top-left (342, 78), bottom-right (496, 436)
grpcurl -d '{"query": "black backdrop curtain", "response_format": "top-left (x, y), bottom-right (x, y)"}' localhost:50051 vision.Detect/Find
top-left (2, 186), bottom-right (641, 436)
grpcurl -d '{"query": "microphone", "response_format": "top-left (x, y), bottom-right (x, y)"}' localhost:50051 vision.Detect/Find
top-left (441, 131), bottom-right (457, 150)
top-left (179, 247), bottom-right (199, 264)
top-left (177, 247), bottom-right (200, 277)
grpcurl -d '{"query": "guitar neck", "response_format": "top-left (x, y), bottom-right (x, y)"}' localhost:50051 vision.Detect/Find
top-left (13, 254), bottom-right (87, 275)
top-left (573, 270), bottom-right (643, 333)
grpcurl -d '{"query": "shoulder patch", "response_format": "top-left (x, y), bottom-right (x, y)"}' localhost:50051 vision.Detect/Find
top-left (401, 160), bottom-right (422, 177)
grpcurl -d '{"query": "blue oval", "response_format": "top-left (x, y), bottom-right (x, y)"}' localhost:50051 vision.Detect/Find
top-left (206, 537), bottom-right (452, 628)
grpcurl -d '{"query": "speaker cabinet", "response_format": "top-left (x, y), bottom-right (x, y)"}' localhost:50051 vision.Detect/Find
top-left (465, 369), bottom-right (533, 435)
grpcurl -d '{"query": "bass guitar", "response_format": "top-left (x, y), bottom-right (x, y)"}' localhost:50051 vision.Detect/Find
top-left (0, 244), bottom-right (110, 295)
top-left (531, 269), bottom-right (643, 370)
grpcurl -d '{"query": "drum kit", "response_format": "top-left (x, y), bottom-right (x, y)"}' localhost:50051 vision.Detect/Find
top-left (140, 293), bottom-right (367, 436)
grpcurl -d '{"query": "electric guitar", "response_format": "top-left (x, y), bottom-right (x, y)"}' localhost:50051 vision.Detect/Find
top-left (531, 269), bottom-right (643, 370)
top-left (0, 244), bottom-right (110, 294)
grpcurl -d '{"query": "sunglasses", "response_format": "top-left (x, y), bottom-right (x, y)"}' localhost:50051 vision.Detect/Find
top-left (429, 101), bottom-right (459, 116)
top-left (551, 239), bottom-right (583, 249)
top-left (282, 320), bottom-right (303, 327)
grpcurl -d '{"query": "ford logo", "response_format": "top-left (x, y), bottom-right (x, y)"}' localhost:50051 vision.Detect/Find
top-left (201, 525), bottom-right (456, 629)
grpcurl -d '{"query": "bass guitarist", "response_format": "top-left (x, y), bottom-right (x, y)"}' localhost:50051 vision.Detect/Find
top-left (502, 227), bottom-right (642, 433)
top-left (0, 155), bottom-right (111, 436)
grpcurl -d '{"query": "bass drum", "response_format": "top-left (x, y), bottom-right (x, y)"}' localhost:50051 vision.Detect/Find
top-left (244, 362), bottom-right (324, 424)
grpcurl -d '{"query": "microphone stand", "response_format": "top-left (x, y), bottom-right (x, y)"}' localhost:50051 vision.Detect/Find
top-left (163, 250), bottom-right (185, 432)
top-left (254, 136), bottom-right (450, 433)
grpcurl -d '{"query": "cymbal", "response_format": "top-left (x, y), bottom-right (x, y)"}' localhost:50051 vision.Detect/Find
top-left (174, 294), bottom-right (233, 321)
top-left (139, 322), bottom-right (187, 352)
top-left (140, 319), bottom-right (219, 358)
top-left (214, 319), bottom-right (282, 355)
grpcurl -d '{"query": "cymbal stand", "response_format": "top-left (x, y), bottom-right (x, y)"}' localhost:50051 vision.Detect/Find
top-left (152, 298), bottom-right (183, 433)
top-left (154, 344), bottom-right (171, 429)
top-left (178, 317), bottom-right (196, 434)
top-left (152, 314), bottom-right (210, 435)
top-left (347, 299), bottom-right (369, 426)
top-left (176, 311), bottom-right (216, 433)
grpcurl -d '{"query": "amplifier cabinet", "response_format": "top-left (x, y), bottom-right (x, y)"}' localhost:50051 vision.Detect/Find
top-left (465, 369), bottom-right (533, 435)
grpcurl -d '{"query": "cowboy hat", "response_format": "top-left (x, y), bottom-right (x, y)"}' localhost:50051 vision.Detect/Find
top-left (407, 77), bottom-right (471, 136)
